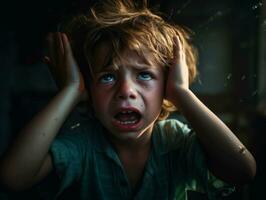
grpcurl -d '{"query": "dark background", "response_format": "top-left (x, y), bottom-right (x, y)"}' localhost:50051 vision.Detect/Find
top-left (0, 0), bottom-right (265, 199)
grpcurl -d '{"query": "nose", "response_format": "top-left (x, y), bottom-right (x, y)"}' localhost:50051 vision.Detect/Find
top-left (116, 78), bottom-right (137, 100)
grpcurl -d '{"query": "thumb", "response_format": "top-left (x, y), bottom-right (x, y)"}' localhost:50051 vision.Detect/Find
top-left (41, 56), bottom-right (51, 64)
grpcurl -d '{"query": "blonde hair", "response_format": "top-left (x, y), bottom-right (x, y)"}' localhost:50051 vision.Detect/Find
top-left (62, 0), bottom-right (198, 120)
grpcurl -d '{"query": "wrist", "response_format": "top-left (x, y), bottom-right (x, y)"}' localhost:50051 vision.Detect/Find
top-left (167, 87), bottom-right (193, 108)
top-left (62, 84), bottom-right (85, 104)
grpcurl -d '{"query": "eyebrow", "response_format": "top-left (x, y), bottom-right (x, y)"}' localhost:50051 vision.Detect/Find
top-left (94, 55), bottom-right (160, 74)
top-left (128, 63), bottom-right (157, 70)
top-left (93, 57), bottom-right (114, 73)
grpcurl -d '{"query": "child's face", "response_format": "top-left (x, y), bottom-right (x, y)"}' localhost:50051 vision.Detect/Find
top-left (89, 43), bottom-right (165, 142)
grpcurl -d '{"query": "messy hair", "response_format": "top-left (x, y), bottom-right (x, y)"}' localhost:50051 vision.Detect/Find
top-left (62, 0), bottom-right (198, 120)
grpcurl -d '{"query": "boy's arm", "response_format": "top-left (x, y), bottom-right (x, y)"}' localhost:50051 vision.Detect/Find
top-left (166, 37), bottom-right (256, 185)
top-left (0, 33), bottom-right (85, 190)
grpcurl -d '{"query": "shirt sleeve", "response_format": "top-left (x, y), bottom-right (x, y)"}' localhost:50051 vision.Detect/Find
top-left (49, 121), bottom-right (90, 196)
top-left (164, 119), bottom-right (235, 199)
top-left (183, 131), bottom-right (235, 199)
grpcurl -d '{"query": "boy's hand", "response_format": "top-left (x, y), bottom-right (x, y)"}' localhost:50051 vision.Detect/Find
top-left (43, 32), bottom-right (87, 99)
top-left (165, 36), bottom-right (189, 102)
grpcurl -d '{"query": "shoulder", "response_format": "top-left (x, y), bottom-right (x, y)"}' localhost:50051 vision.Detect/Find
top-left (154, 119), bottom-right (194, 152)
top-left (155, 118), bottom-right (192, 139)
top-left (49, 117), bottom-right (104, 177)
top-left (52, 116), bottom-right (104, 152)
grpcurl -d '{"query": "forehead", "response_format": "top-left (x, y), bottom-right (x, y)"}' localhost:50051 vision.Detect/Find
top-left (90, 41), bottom-right (161, 73)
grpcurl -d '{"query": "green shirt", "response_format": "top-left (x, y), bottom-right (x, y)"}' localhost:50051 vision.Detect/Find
top-left (50, 118), bottom-right (234, 200)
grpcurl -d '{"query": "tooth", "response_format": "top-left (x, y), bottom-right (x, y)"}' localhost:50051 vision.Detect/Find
top-left (116, 119), bottom-right (137, 125)
top-left (119, 110), bottom-right (134, 114)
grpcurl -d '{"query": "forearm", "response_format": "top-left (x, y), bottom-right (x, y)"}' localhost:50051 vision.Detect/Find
top-left (171, 88), bottom-right (256, 184)
top-left (0, 84), bottom-right (82, 188)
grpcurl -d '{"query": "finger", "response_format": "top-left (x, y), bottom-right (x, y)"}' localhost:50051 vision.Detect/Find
top-left (42, 55), bottom-right (61, 87)
top-left (61, 33), bottom-right (78, 71)
top-left (173, 36), bottom-right (180, 62)
top-left (172, 36), bottom-right (181, 64)
top-left (61, 33), bottom-right (81, 80)
top-left (41, 56), bottom-right (51, 64)
top-left (41, 56), bottom-right (54, 76)
top-left (54, 32), bottom-right (65, 66)
top-left (173, 36), bottom-right (185, 64)
top-left (61, 33), bottom-right (74, 59)
top-left (42, 55), bottom-right (55, 73)
top-left (46, 34), bottom-right (64, 87)
top-left (55, 32), bottom-right (64, 56)
top-left (46, 33), bottom-right (56, 66)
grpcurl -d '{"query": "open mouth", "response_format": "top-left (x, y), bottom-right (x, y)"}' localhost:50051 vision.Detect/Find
top-left (114, 110), bottom-right (141, 125)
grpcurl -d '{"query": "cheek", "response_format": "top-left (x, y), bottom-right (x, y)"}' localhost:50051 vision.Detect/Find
top-left (89, 87), bottom-right (109, 113)
top-left (90, 93), bottom-right (110, 121)
top-left (93, 94), bottom-right (106, 106)
top-left (150, 80), bottom-right (165, 98)
top-left (145, 82), bottom-right (164, 107)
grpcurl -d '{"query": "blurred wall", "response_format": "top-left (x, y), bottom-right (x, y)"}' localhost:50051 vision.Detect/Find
top-left (0, 0), bottom-right (264, 199)
top-left (258, 0), bottom-right (266, 105)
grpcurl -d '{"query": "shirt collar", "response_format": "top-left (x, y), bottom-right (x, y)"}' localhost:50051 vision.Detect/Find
top-left (152, 122), bottom-right (169, 155)
top-left (91, 120), bottom-right (168, 157)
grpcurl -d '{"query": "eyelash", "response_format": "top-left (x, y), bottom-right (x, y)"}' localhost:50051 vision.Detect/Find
top-left (137, 71), bottom-right (153, 81)
top-left (98, 73), bottom-right (116, 84)
top-left (97, 71), bottom-right (154, 84)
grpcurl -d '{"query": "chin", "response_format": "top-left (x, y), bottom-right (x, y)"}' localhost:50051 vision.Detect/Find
top-left (112, 130), bottom-right (144, 141)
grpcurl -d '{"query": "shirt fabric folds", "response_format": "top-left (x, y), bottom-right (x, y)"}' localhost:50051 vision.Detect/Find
top-left (50, 118), bottom-right (234, 200)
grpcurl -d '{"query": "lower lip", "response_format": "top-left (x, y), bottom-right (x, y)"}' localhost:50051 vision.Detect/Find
top-left (111, 119), bottom-right (142, 131)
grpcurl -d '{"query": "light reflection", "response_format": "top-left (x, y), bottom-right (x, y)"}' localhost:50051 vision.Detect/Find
top-left (252, 90), bottom-right (258, 96)
top-left (70, 123), bottom-right (80, 130)
top-left (241, 75), bottom-right (246, 81)
top-left (251, 2), bottom-right (263, 10)
top-left (175, 0), bottom-right (192, 15)
top-left (197, 8), bottom-right (231, 30)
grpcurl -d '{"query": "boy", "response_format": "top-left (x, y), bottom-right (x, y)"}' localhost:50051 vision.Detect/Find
top-left (0, 0), bottom-right (256, 199)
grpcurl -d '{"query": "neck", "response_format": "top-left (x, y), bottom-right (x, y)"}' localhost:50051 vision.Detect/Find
top-left (109, 125), bottom-right (153, 155)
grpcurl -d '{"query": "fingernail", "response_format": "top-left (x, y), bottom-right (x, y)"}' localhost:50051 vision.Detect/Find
top-left (42, 56), bottom-right (50, 63)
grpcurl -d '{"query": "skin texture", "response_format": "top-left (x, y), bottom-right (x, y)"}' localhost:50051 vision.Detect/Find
top-left (165, 36), bottom-right (256, 184)
top-left (0, 33), bottom-right (85, 190)
top-left (0, 33), bottom-right (256, 191)
top-left (90, 45), bottom-right (166, 188)
top-left (90, 44), bottom-right (165, 148)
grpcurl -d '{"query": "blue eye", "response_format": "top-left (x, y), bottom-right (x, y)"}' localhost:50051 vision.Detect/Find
top-left (99, 73), bottom-right (116, 84)
top-left (138, 72), bottom-right (153, 81)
